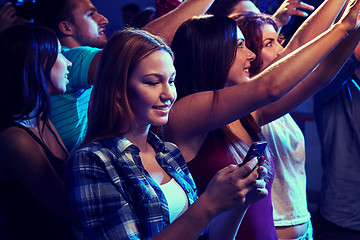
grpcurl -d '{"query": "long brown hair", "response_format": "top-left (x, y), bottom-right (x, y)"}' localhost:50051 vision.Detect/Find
top-left (84, 28), bottom-right (173, 144)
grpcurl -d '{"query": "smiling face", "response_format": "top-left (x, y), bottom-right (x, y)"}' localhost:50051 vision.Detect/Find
top-left (49, 42), bottom-right (72, 95)
top-left (127, 50), bottom-right (177, 129)
top-left (227, 27), bottom-right (256, 86)
top-left (69, 0), bottom-right (109, 48)
top-left (260, 23), bottom-right (284, 71)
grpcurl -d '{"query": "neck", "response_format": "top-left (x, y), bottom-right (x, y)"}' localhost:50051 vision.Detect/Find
top-left (60, 36), bottom-right (82, 49)
top-left (124, 125), bottom-right (150, 152)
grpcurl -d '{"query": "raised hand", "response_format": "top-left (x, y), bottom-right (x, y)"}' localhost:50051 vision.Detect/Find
top-left (0, 3), bottom-right (17, 33)
top-left (272, 0), bottom-right (315, 28)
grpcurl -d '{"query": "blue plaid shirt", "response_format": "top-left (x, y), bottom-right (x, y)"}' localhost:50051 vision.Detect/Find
top-left (65, 131), bottom-right (198, 239)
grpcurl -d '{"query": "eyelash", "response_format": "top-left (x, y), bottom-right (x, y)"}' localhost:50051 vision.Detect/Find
top-left (145, 79), bottom-right (176, 86)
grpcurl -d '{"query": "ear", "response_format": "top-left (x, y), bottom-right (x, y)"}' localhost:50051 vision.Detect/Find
top-left (59, 21), bottom-right (73, 35)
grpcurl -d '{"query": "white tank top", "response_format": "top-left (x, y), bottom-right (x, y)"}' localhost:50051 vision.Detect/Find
top-left (160, 178), bottom-right (189, 223)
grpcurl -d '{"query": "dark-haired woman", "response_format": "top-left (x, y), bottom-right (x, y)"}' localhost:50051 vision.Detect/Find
top-left (164, 1), bottom-right (360, 239)
top-left (0, 24), bottom-right (76, 239)
top-left (232, 1), bottom-right (360, 238)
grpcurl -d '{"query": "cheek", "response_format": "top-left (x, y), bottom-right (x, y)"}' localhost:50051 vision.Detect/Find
top-left (261, 49), bottom-right (278, 65)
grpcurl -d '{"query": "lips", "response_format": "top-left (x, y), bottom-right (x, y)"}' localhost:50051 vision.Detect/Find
top-left (99, 28), bottom-right (105, 35)
top-left (153, 105), bottom-right (171, 111)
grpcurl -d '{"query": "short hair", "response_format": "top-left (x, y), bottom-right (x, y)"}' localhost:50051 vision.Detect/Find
top-left (35, 0), bottom-right (76, 36)
top-left (232, 12), bottom-right (279, 76)
top-left (0, 24), bottom-right (59, 127)
top-left (84, 28), bottom-right (173, 143)
top-left (171, 15), bottom-right (238, 100)
top-left (207, 0), bottom-right (249, 16)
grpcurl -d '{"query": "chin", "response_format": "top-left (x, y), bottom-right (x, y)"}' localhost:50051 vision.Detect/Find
top-left (151, 119), bottom-right (169, 126)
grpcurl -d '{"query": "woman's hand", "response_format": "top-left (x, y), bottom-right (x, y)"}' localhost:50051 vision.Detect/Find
top-left (272, 0), bottom-right (315, 28)
top-left (200, 158), bottom-right (268, 217)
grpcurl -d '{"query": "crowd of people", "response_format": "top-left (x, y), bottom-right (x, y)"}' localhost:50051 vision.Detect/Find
top-left (0, 0), bottom-right (359, 239)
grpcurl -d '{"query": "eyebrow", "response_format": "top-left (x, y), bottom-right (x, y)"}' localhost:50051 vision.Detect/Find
top-left (143, 71), bottom-right (177, 79)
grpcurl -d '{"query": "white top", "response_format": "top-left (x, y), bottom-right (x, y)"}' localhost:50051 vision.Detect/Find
top-left (262, 113), bottom-right (311, 226)
top-left (160, 178), bottom-right (189, 223)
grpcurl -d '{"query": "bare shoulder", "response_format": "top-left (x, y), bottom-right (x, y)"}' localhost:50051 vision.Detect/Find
top-left (0, 126), bottom-right (44, 167)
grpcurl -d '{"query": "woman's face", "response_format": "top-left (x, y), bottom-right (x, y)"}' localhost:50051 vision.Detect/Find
top-left (259, 23), bottom-right (284, 71)
top-left (227, 27), bottom-right (256, 86)
top-left (127, 50), bottom-right (177, 128)
top-left (49, 41), bottom-right (71, 95)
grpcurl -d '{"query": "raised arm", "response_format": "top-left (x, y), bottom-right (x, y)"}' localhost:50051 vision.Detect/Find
top-left (143, 0), bottom-right (214, 45)
top-left (271, 0), bottom-right (315, 31)
top-left (256, 26), bottom-right (360, 126)
top-left (87, 0), bottom-right (214, 84)
top-left (166, 0), bottom-right (360, 150)
top-left (280, 0), bottom-right (349, 57)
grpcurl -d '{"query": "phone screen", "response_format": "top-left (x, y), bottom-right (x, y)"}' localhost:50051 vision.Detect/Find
top-left (238, 140), bottom-right (267, 167)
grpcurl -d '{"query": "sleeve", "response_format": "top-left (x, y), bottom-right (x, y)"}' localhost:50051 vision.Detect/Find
top-left (315, 54), bottom-right (360, 105)
top-left (153, 0), bottom-right (183, 19)
top-left (62, 46), bottom-right (101, 92)
top-left (65, 150), bottom-right (141, 240)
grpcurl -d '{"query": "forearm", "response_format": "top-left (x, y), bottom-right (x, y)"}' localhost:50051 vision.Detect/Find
top-left (143, 0), bottom-right (214, 45)
top-left (169, 24), bottom-right (349, 138)
top-left (257, 27), bottom-right (360, 125)
top-left (284, 0), bottom-right (348, 55)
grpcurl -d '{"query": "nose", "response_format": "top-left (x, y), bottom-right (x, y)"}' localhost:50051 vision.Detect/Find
top-left (246, 47), bottom-right (256, 62)
top-left (98, 13), bottom-right (109, 27)
top-left (160, 83), bottom-right (176, 103)
top-left (66, 58), bottom-right (72, 68)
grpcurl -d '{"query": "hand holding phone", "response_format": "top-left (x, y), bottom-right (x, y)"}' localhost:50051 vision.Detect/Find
top-left (238, 140), bottom-right (267, 167)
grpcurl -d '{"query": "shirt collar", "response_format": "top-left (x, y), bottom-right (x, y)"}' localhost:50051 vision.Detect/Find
top-left (114, 131), bottom-right (166, 154)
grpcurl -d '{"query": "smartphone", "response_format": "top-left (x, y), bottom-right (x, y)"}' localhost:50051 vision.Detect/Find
top-left (238, 140), bottom-right (267, 167)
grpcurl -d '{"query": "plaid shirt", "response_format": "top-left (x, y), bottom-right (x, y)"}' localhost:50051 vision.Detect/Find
top-left (65, 131), bottom-right (198, 239)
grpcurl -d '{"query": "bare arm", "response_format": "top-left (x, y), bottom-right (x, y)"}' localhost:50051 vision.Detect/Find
top-left (87, 50), bottom-right (102, 85)
top-left (256, 27), bottom-right (360, 125)
top-left (87, 0), bottom-right (213, 85)
top-left (143, 0), bottom-right (214, 45)
top-left (166, 0), bottom-right (360, 159)
top-left (272, 0), bottom-right (315, 31)
top-left (280, 0), bottom-right (349, 57)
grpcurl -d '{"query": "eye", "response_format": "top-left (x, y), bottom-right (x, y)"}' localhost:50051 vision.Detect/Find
top-left (237, 40), bottom-right (244, 49)
top-left (169, 78), bottom-right (176, 85)
top-left (264, 40), bottom-right (273, 47)
top-left (87, 11), bottom-right (94, 17)
top-left (145, 81), bottom-right (159, 86)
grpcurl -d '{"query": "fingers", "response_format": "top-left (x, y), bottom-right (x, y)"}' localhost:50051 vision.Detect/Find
top-left (255, 187), bottom-right (268, 200)
top-left (0, 3), bottom-right (17, 21)
top-left (237, 157), bottom-right (258, 175)
top-left (257, 165), bottom-right (268, 180)
top-left (286, 1), bottom-right (315, 17)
